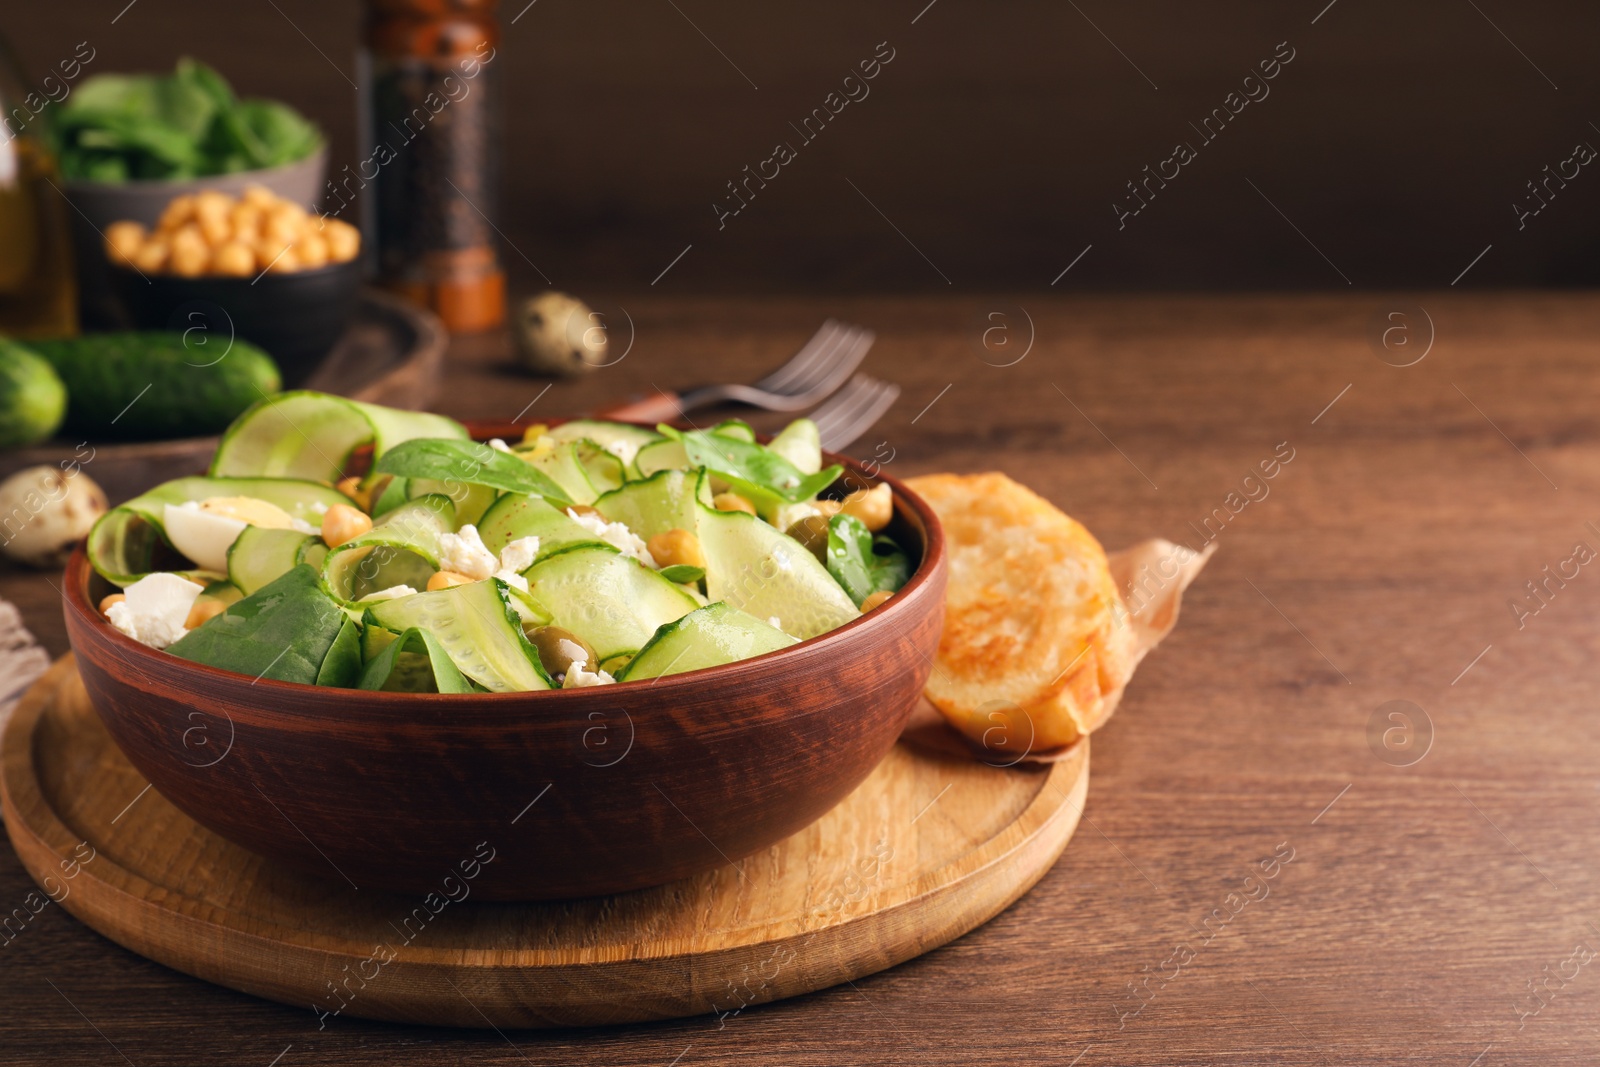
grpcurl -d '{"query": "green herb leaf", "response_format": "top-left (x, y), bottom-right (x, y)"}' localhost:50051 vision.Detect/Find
top-left (825, 515), bottom-right (911, 606)
top-left (315, 617), bottom-right (363, 688)
top-left (658, 564), bottom-right (706, 584)
top-left (658, 426), bottom-right (841, 507)
top-left (55, 59), bottom-right (322, 182)
top-left (166, 564), bottom-right (350, 684)
top-left (375, 439), bottom-right (572, 503)
top-left (357, 626), bottom-right (473, 693)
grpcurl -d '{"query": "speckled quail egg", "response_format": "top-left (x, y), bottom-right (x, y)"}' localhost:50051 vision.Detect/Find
top-left (512, 291), bottom-right (608, 377)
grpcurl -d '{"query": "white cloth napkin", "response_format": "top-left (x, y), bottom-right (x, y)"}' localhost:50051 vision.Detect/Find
top-left (0, 598), bottom-right (51, 739)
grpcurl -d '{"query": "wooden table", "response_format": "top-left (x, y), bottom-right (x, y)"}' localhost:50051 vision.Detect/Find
top-left (3, 293), bottom-right (1597, 1065)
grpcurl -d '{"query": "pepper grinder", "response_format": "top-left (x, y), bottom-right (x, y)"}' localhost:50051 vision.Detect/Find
top-left (360, 0), bottom-right (505, 332)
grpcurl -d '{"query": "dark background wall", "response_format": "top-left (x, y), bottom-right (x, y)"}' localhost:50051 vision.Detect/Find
top-left (11, 0), bottom-right (1600, 291)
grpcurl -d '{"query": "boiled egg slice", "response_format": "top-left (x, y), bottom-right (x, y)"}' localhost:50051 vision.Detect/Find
top-left (162, 496), bottom-right (313, 572)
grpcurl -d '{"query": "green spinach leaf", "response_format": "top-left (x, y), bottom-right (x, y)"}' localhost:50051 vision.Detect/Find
top-left (825, 514), bottom-right (911, 606)
top-left (315, 617), bottom-right (363, 688)
top-left (658, 564), bottom-right (705, 584)
top-left (357, 627), bottom-right (473, 693)
top-left (375, 439), bottom-right (572, 503)
top-left (166, 564), bottom-right (350, 684)
top-left (658, 426), bottom-right (840, 507)
top-left (53, 58), bottom-right (322, 182)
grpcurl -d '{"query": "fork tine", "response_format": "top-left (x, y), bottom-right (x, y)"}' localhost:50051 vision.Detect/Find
top-left (816, 378), bottom-right (895, 453)
top-left (791, 326), bottom-right (873, 401)
top-left (815, 375), bottom-right (900, 453)
top-left (779, 328), bottom-right (858, 396)
top-left (659, 320), bottom-right (877, 418)
top-left (757, 321), bottom-right (873, 402)
top-left (755, 320), bottom-right (846, 393)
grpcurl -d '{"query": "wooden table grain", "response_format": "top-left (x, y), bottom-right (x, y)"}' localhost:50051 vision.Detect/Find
top-left (3, 293), bottom-right (1597, 1065)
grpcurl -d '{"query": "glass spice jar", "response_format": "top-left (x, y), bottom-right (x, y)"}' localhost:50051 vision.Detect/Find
top-left (359, 0), bottom-right (505, 332)
top-left (0, 35), bottom-right (77, 337)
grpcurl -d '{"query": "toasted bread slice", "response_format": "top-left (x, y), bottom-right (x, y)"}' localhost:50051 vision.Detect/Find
top-left (907, 472), bottom-right (1128, 754)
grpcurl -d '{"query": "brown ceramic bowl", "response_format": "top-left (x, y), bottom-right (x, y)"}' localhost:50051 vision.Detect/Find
top-left (62, 439), bottom-right (945, 901)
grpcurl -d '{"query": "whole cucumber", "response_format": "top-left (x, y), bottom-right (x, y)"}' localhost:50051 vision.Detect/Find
top-left (29, 332), bottom-right (281, 440)
top-left (0, 339), bottom-right (68, 448)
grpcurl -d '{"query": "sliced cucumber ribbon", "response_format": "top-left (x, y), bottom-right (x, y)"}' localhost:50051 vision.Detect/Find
top-left (88, 476), bottom-right (347, 587)
top-left (322, 494), bottom-right (455, 604)
top-left (210, 391), bottom-right (469, 482)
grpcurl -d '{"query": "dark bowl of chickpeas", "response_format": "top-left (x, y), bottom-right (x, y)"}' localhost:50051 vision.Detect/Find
top-left (105, 187), bottom-right (364, 386)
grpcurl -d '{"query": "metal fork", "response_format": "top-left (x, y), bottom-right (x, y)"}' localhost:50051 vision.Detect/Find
top-left (813, 374), bottom-right (900, 453)
top-left (595, 319), bottom-right (874, 423)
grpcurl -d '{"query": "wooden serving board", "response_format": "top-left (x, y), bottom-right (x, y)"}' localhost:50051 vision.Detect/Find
top-left (0, 290), bottom-right (448, 503)
top-left (0, 658), bottom-right (1087, 1029)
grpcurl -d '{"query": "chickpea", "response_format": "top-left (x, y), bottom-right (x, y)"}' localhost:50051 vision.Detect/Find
top-left (103, 221), bottom-right (146, 265)
top-left (266, 205), bottom-right (306, 245)
top-left (168, 224), bottom-right (210, 277)
top-left (193, 191), bottom-right (232, 243)
top-left (185, 597), bottom-right (228, 630)
top-left (198, 211), bottom-right (233, 248)
top-left (296, 232), bottom-right (330, 269)
top-left (212, 241), bottom-right (256, 278)
top-left (784, 514), bottom-right (831, 563)
top-left (335, 475), bottom-right (370, 509)
top-left (426, 570), bottom-right (474, 591)
top-left (812, 498), bottom-right (842, 517)
top-left (169, 243), bottom-right (209, 277)
top-left (526, 625), bottom-right (597, 680)
top-left (99, 593), bottom-right (125, 618)
top-left (241, 185), bottom-right (278, 210)
top-left (323, 218), bottom-right (361, 262)
top-left (157, 194), bottom-right (195, 232)
top-left (257, 238), bottom-right (299, 273)
top-left (131, 236), bottom-right (170, 274)
top-left (321, 503), bottom-right (372, 548)
top-left (713, 492), bottom-right (757, 516)
top-left (840, 483), bottom-right (893, 532)
top-left (860, 590), bottom-right (894, 612)
top-left (647, 528), bottom-right (706, 570)
top-left (229, 202), bottom-right (263, 244)
top-left (194, 189), bottom-right (232, 222)
top-left (565, 503), bottom-right (602, 519)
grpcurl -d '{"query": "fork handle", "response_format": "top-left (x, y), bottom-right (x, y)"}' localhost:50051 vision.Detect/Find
top-left (592, 391), bottom-right (690, 424)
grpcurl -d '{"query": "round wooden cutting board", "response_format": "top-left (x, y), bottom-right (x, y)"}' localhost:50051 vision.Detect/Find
top-left (0, 658), bottom-right (1087, 1029)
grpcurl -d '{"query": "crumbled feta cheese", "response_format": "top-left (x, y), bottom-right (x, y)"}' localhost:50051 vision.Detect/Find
top-left (289, 517), bottom-right (317, 535)
top-left (563, 662), bottom-right (616, 688)
top-left (498, 535), bottom-right (540, 575)
top-left (309, 502), bottom-right (330, 517)
top-left (437, 524), bottom-right (498, 580)
top-left (565, 508), bottom-right (654, 566)
top-left (484, 534), bottom-right (539, 592)
top-left (494, 570), bottom-right (529, 593)
top-left (601, 438), bottom-right (641, 466)
top-left (358, 585), bottom-right (417, 602)
top-left (488, 438), bottom-right (514, 453)
top-left (106, 573), bottom-right (204, 650)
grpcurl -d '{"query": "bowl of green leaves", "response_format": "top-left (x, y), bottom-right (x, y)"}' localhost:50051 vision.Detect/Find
top-left (51, 58), bottom-right (327, 327)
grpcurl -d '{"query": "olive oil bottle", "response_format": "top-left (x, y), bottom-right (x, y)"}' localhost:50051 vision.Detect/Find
top-left (0, 36), bottom-right (77, 337)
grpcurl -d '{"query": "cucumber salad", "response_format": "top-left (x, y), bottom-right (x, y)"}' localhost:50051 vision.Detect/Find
top-left (87, 391), bottom-right (913, 692)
